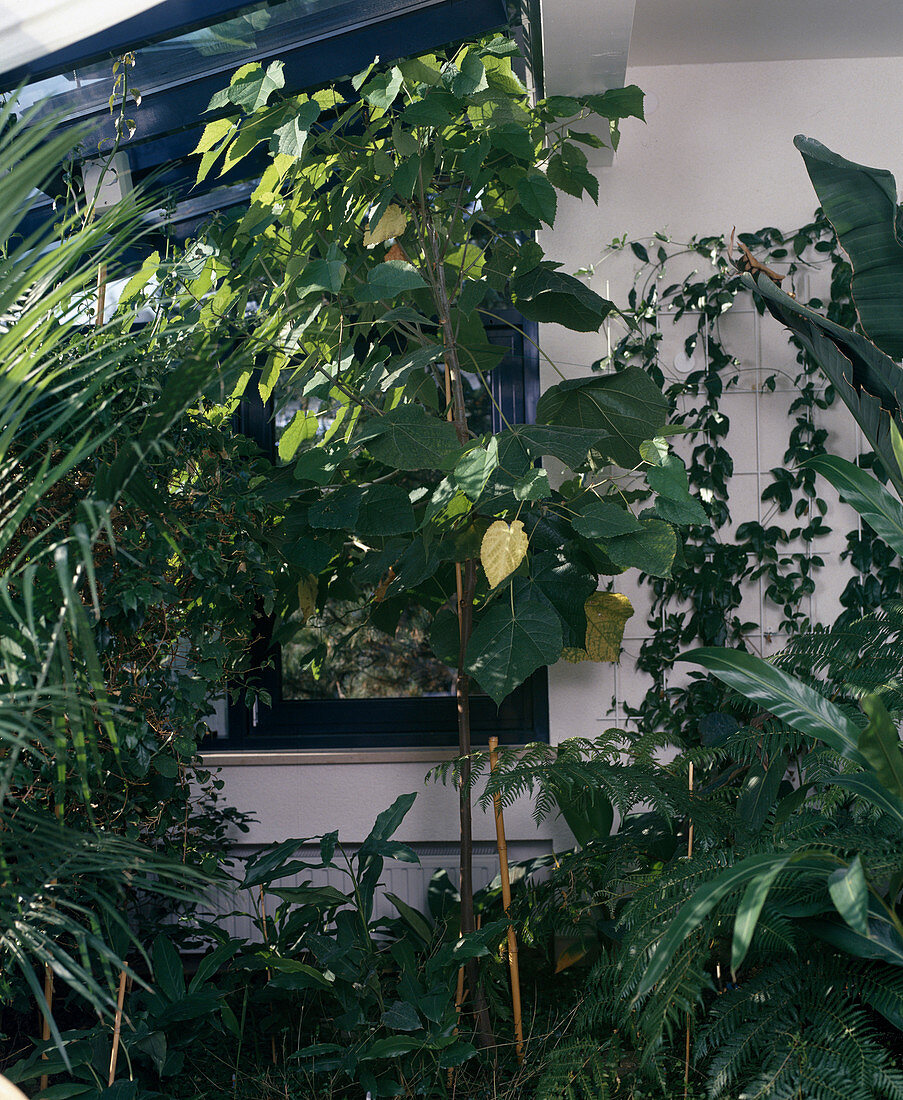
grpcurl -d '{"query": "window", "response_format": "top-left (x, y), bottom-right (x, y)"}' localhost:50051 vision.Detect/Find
top-left (216, 310), bottom-right (549, 750)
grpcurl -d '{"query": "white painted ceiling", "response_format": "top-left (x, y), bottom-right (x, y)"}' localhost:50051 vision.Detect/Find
top-left (629, 0), bottom-right (903, 66)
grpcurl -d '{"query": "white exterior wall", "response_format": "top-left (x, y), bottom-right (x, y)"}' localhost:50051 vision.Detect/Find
top-left (204, 54), bottom-right (903, 857)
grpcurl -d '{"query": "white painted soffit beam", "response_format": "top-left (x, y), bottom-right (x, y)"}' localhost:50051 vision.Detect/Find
top-left (539, 0), bottom-right (636, 166)
top-left (0, 0), bottom-right (164, 80)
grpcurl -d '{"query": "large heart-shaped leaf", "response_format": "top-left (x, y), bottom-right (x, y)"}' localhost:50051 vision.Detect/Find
top-left (795, 135), bottom-right (903, 359)
top-left (536, 366), bottom-right (668, 468)
top-left (465, 580), bottom-right (562, 705)
top-left (511, 265), bottom-right (614, 332)
top-left (501, 423), bottom-right (613, 469)
top-left (605, 517), bottom-right (676, 578)
top-left (365, 405), bottom-right (461, 470)
top-left (355, 260), bottom-right (427, 302)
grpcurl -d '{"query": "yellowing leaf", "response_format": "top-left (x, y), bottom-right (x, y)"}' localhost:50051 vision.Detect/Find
top-left (297, 574), bottom-right (318, 622)
top-left (363, 204), bottom-right (407, 246)
top-left (561, 646), bottom-right (589, 663)
top-left (480, 519), bottom-right (528, 589)
top-left (555, 941), bottom-right (590, 973)
top-left (584, 592), bottom-right (634, 662)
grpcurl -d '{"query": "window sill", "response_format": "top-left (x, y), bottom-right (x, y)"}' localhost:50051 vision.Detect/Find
top-left (200, 747), bottom-right (467, 767)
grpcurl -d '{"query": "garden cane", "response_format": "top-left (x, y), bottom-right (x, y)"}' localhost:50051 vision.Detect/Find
top-left (488, 736), bottom-right (524, 1064)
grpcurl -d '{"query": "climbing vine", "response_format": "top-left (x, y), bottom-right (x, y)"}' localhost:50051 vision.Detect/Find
top-left (601, 213), bottom-right (903, 747)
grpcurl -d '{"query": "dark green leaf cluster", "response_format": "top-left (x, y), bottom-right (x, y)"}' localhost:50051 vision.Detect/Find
top-left (157, 37), bottom-right (699, 708)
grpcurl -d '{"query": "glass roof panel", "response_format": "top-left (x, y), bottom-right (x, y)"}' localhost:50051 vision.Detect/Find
top-left (16, 0), bottom-right (437, 124)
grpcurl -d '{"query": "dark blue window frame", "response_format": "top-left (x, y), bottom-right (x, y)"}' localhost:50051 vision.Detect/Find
top-left (220, 311), bottom-right (549, 751)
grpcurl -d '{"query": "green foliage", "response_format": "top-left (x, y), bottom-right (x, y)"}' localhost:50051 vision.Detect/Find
top-left (616, 133), bottom-right (903, 1098)
top-left (607, 210), bottom-right (903, 763)
top-left (795, 134), bottom-right (903, 361)
top-left (0, 98), bottom-right (223, 1045)
top-left (178, 38), bottom-right (683, 710)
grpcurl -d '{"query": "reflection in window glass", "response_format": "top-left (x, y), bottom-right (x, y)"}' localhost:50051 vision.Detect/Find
top-left (282, 602), bottom-right (455, 700)
top-left (274, 366), bottom-right (494, 701)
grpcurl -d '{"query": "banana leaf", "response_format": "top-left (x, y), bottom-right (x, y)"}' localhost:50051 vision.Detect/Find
top-left (748, 272), bottom-right (903, 497)
top-left (795, 135), bottom-right (903, 360)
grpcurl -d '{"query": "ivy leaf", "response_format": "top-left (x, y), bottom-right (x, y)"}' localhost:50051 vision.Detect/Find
top-left (270, 100), bottom-right (320, 158)
top-left (828, 856), bottom-right (869, 937)
top-left (604, 517), bottom-right (676, 578)
top-left (584, 592), bottom-right (633, 661)
top-left (517, 172), bottom-right (557, 226)
top-left (481, 519), bottom-right (528, 589)
top-left (366, 405), bottom-right (461, 470)
top-left (355, 261), bottom-right (427, 301)
top-left (363, 204), bottom-right (407, 246)
top-left (465, 581), bottom-right (563, 705)
top-left (536, 367), bottom-right (668, 467)
top-left (572, 498), bottom-right (642, 539)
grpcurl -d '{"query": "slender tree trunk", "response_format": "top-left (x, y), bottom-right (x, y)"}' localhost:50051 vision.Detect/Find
top-left (455, 559), bottom-right (477, 937)
top-left (428, 217), bottom-right (494, 1049)
top-left (455, 558), bottom-right (494, 1048)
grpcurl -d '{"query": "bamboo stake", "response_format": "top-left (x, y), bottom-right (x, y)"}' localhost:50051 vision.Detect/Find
top-left (39, 965), bottom-right (53, 1092)
top-left (108, 967), bottom-right (128, 1085)
top-left (684, 760), bottom-right (695, 1099)
top-left (259, 884), bottom-right (277, 1065)
top-left (488, 737), bottom-right (525, 1064)
top-left (447, 965), bottom-right (466, 1088)
top-left (95, 262), bottom-right (108, 328)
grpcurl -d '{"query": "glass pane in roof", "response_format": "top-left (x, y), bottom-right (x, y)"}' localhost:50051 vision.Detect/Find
top-left (15, 0), bottom-right (434, 125)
